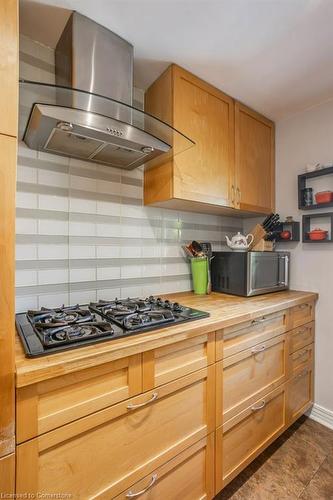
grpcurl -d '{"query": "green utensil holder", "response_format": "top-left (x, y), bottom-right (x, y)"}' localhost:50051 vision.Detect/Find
top-left (191, 257), bottom-right (208, 295)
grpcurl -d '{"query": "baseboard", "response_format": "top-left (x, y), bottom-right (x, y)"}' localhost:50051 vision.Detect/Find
top-left (307, 403), bottom-right (333, 430)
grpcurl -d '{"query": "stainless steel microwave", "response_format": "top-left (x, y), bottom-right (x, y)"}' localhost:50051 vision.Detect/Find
top-left (211, 251), bottom-right (290, 297)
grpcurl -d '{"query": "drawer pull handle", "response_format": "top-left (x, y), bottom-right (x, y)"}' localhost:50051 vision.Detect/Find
top-left (252, 317), bottom-right (266, 325)
top-left (127, 392), bottom-right (158, 410)
top-left (251, 400), bottom-right (266, 411)
top-left (298, 328), bottom-right (308, 335)
top-left (296, 369), bottom-right (309, 379)
top-left (299, 304), bottom-right (308, 309)
top-left (251, 345), bottom-right (266, 354)
top-left (126, 474), bottom-right (158, 497)
top-left (294, 349), bottom-right (309, 360)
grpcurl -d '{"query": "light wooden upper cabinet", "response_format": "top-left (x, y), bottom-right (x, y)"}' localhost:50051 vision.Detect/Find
top-left (144, 64), bottom-right (275, 215)
top-left (234, 102), bottom-right (275, 213)
top-left (0, 0), bottom-right (18, 137)
top-left (144, 64), bottom-right (235, 211)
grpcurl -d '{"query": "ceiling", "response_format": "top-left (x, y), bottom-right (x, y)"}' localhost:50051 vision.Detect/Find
top-left (20, 0), bottom-right (333, 120)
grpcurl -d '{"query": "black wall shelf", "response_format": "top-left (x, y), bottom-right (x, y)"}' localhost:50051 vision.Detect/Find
top-left (302, 212), bottom-right (333, 243)
top-left (298, 166), bottom-right (333, 210)
top-left (275, 221), bottom-right (300, 242)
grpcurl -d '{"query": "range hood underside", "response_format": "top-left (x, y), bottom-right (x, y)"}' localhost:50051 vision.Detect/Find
top-left (24, 104), bottom-right (170, 170)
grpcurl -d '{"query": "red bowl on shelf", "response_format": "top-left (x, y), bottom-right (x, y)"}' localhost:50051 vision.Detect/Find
top-left (307, 228), bottom-right (328, 241)
top-left (315, 191), bottom-right (333, 204)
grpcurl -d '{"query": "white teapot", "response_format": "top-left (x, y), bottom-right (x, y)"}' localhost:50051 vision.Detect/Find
top-left (225, 232), bottom-right (254, 251)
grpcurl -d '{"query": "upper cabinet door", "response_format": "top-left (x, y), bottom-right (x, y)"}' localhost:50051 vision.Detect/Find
top-left (235, 102), bottom-right (275, 214)
top-left (173, 67), bottom-right (235, 207)
top-left (0, 0), bottom-right (18, 137)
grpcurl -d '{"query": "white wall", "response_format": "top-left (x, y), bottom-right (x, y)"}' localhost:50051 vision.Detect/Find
top-left (276, 99), bottom-right (333, 413)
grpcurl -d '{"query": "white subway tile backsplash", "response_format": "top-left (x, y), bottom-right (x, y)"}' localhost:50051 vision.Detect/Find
top-left (96, 245), bottom-right (121, 259)
top-left (39, 194), bottom-right (69, 211)
top-left (38, 244), bottom-right (69, 260)
top-left (121, 265), bottom-right (142, 279)
top-left (38, 269), bottom-right (68, 285)
top-left (70, 268), bottom-right (96, 282)
top-left (97, 201), bottom-right (121, 216)
top-left (69, 245), bottom-right (96, 259)
top-left (16, 244), bottom-right (38, 260)
top-left (16, 295), bottom-right (38, 313)
top-left (16, 218), bottom-right (38, 234)
top-left (69, 221), bottom-right (95, 237)
top-left (97, 267), bottom-right (121, 280)
top-left (39, 292), bottom-right (70, 309)
top-left (38, 169), bottom-right (69, 188)
top-left (16, 192), bottom-right (38, 209)
top-left (120, 246), bottom-right (142, 258)
top-left (16, 270), bottom-right (38, 287)
top-left (70, 197), bottom-right (97, 214)
top-left (97, 288), bottom-right (121, 301)
top-left (39, 219), bottom-right (68, 235)
top-left (69, 290), bottom-right (97, 305)
top-left (17, 164), bottom-right (37, 183)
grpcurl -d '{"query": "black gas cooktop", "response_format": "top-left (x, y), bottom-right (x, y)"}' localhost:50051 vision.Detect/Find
top-left (16, 297), bottom-right (209, 357)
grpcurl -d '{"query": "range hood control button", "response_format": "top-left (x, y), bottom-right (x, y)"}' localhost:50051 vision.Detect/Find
top-left (57, 121), bottom-right (73, 132)
top-left (106, 127), bottom-right (123, 136)
top-left (141, 146), bottom-right (154, 154)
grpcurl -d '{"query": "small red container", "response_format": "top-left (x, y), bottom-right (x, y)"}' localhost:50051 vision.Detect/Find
top-left (308, 228), bottom-right (328, 241)
top-left (315, 191), bottom-right (333, 204)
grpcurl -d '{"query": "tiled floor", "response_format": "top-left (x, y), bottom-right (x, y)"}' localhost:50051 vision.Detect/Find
top-left (216, 416), bottom-right (333, 499)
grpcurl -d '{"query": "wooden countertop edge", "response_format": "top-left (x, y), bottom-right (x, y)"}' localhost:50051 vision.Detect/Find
top-left (15, 290), bottom-right (318, 387)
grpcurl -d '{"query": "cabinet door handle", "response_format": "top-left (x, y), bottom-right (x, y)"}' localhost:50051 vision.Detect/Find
top-left (252, 317), bottom-right (266, 325)
top-left (236, 187), bottom-right (241, 207)
top-left (127, 392), bottom-right (158, 410)
top-left (126, 474), bottom-right (158, 497)
top-left (251, 400), bottom-right (266, 411)
top-left (299, 304), bottom-right (308, 310)
top-left (251, 345), bottom-right (266, 354)
top-left (231, 185), bottom-right (235, 206)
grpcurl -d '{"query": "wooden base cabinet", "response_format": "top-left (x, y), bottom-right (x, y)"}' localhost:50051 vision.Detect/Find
top-left (17, 367), bottom-right (215, 499)
top-left (216, 384), bottom-right (287, 491)
top-left (287, 363), bottom-right (314, 425)
top-left (115, 435), bottom-right (215, 500)
top-left (218, 334), bottom-right (289, 424)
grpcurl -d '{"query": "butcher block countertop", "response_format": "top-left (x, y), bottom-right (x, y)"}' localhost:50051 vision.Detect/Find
top-left (15, 290), bottom-right (318, 387)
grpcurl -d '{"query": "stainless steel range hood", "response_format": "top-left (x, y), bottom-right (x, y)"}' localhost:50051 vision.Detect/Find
top-left (19, 12), bottom-right (194, 169)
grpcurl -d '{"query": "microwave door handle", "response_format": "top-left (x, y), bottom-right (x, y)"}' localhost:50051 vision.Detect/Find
top-left (279, 255), bottom-right (289, 286)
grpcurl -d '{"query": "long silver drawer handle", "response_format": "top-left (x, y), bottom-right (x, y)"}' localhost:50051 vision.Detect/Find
top-left (127, 392), bottom-right (158, 410)
top-left (251, 345), bottom-right (266, 354)
top-left (252, 317), bottom-right (266, 325)
top-left (251, 400), bottom-right (266, 411)
top-left (126, 474), bottom-right (158, 497)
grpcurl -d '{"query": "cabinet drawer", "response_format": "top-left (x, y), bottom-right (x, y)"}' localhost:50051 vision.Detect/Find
top-left (143, 332), bottom-right (215, 390)
top-left (216, 384), bottom-right (286, 490)
top-left (17, 367), bottom-right (215, 499)
top-left (218, 334), bottom-right (288, 424)
top-left (216, 310), bottom-right (288, 360)
top-left (115, 434), bottom-right (215, 500)
top-left (291, 302), bottom-right (315, 328)
top-left (290, 344), bottom-right (314, 374)
top-left (287, 364), bottom-right (314, 424)
top-left (16, 354), bottom-right (142, 443)
top-left (289, 322), bottom-right (314, 353)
